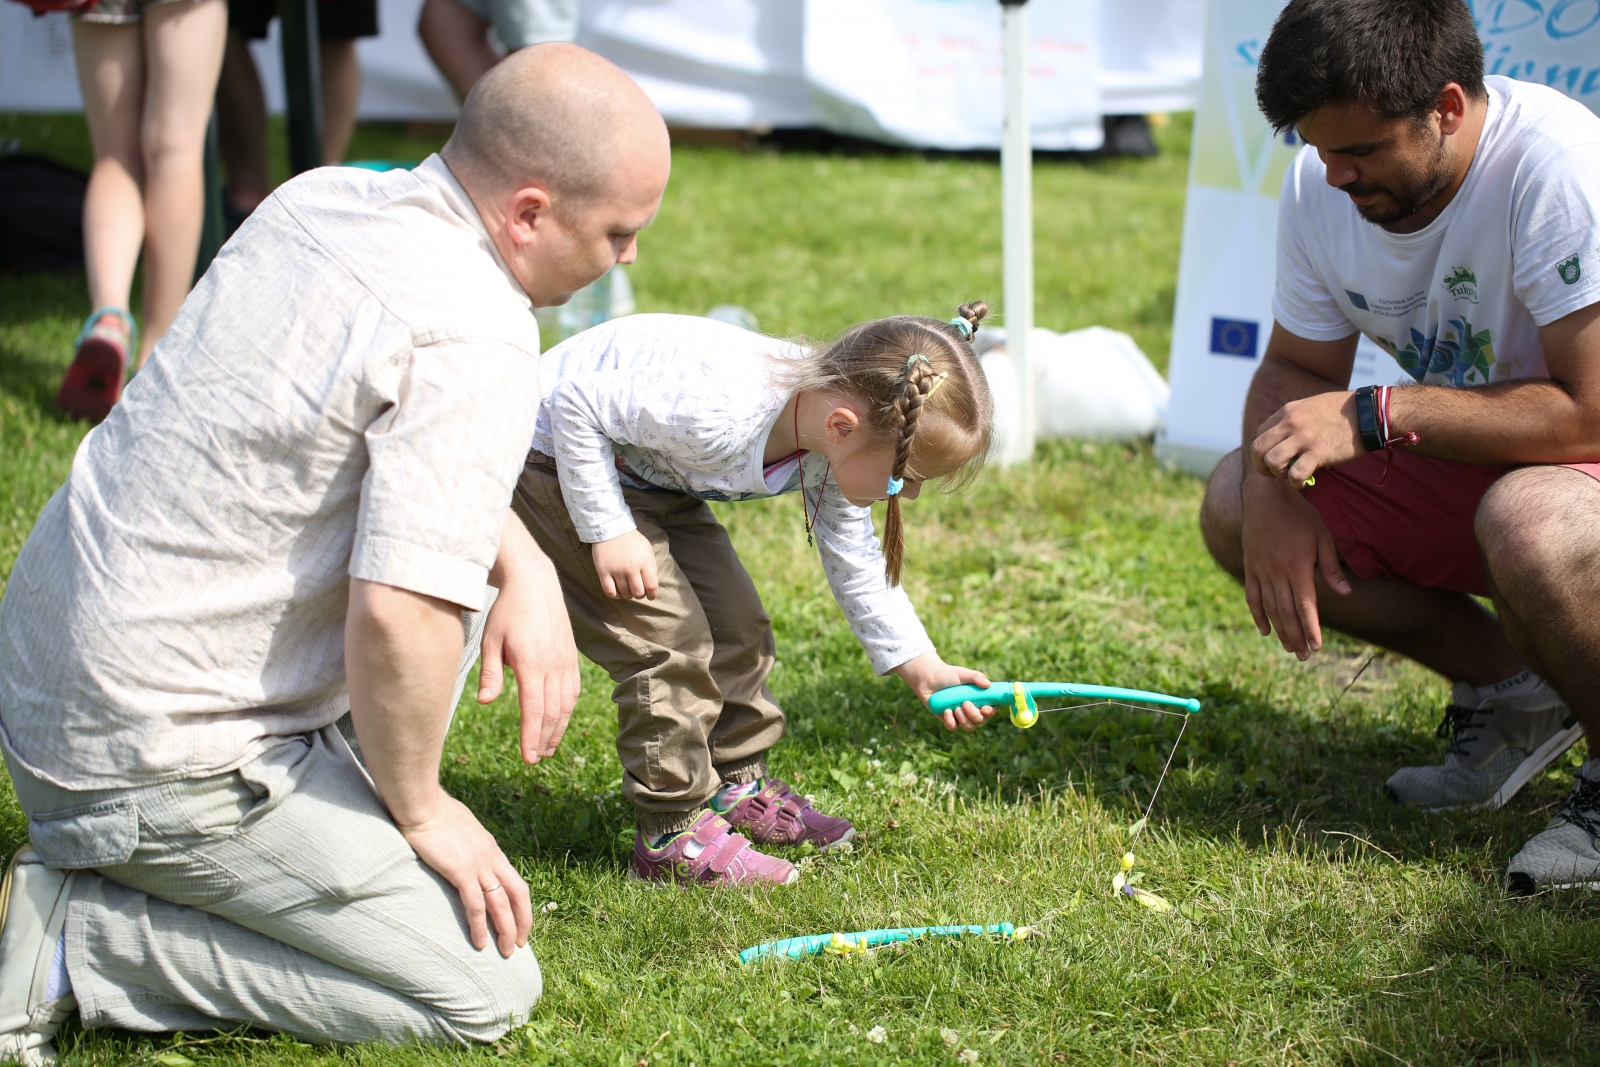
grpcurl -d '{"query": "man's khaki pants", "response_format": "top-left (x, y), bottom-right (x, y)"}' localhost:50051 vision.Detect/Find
top-left (513, 456), bottom-right (785, 837)
top-left (7, 727), bottom-right (541, 1045)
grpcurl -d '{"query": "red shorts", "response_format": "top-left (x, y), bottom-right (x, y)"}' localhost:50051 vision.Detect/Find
top-left (1303, 451), bottom-right (1600, 596)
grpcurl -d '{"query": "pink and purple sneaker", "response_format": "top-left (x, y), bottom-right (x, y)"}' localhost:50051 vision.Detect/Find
top-left (712, 777), bottom-right (856, 851)
top-left (630, 810), bottom-right (798, 887)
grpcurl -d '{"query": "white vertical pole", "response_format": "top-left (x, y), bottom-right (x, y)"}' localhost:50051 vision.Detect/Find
top-left (999, 0), bottom-right (1035, 466)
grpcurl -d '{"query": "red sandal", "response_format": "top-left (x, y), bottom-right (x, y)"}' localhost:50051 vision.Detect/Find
top-left (57, 307), bottom-right (135, 422)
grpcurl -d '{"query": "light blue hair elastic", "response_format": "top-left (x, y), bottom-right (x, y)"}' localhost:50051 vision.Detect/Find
top-left (886, 476), bottom-right (905, 496)
top-left (948, 316), bottom-right (973, 339)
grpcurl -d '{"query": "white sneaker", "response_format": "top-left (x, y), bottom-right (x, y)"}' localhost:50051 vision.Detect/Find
top-left (1384, 679), bottom-right (1582, 811)
top-left (1506, 760), bottom-right (1600, 895)
top-left (0, 850), bottom-right (76, 1065)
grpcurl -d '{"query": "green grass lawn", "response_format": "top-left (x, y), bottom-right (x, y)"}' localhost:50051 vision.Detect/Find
top-left (3, 114), bottom-right (1599, 1066)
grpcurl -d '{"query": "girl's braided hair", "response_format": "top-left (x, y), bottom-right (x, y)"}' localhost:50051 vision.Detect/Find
top-left (775, 301), bottom-right (994, 585)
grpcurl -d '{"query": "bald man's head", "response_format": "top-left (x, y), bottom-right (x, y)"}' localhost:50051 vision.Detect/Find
top-left (443, 43), bottom-right (667, 206)
top-left (441, 44), bottom-right (670, 307)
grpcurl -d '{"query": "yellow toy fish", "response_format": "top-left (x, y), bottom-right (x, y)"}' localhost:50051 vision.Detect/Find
top-left (1112, 851), bottom-right (1173, 912)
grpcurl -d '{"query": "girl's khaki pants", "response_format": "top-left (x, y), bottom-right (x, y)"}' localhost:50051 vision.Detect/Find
top-left (512, 456), bottom-right (785, 837)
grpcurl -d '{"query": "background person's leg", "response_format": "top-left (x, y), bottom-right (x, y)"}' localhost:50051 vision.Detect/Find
top-left (319, 39), bottom-right (360, 163)
top-left (214, 29), bottom-right (272, 214)
top-left (15, 731), bottom-right (540, 1045)
top-left (1201, 449), bottom-right (1524, 684)
top-left (1478, 466), bottom-right (1600, 734)
top-left (137, 0), bottom-right (227, 366)
top-left (417, 0), bottom-right (498, 101)
top-left (73, 20), bottom-right (147, 319)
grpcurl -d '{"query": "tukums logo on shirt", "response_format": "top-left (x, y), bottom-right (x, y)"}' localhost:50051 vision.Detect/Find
top-left (1442, 266), bottom-right (1479, 304)
top-left (1558, 255), bottom-right (1582, 285)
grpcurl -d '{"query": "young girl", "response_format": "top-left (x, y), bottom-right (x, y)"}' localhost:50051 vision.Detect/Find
top-left (513, 303), bottom-right (998, 886)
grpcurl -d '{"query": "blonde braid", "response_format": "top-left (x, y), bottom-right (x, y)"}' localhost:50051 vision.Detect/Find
top-left (882, 358), bottom-right (940, 586)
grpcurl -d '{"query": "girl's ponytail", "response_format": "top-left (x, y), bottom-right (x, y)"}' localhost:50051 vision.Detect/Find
top-left (883, 354), bottom-right (945, 585)
top-left (879, 300), bottom-right (989, 586)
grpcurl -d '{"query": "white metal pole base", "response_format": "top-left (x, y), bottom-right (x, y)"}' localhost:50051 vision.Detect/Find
top-left (999, 0), bottom-right (1035, 467)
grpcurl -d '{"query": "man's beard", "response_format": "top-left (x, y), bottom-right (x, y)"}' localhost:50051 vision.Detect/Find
top-left (1339, 134), bottom-right (1452, 226)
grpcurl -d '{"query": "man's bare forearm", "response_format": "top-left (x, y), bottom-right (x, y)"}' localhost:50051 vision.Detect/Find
top-left (346, 578), bottom-right (464, 828)
top-left (489, 507), bottom-right (542, 588)
top-left (1388, 379), bottom-right (1600, 465)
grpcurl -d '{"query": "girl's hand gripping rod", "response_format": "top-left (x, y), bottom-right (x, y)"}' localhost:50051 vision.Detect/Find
top-left (928, 682), bottom-right (1201, 728)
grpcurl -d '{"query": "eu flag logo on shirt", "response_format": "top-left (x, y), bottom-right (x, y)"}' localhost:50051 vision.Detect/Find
top-left (1210, 318), bottom-right (1259, 359)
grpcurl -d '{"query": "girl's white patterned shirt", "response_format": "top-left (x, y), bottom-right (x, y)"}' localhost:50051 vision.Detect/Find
top-left (533, 314), bottom-right (934, 675)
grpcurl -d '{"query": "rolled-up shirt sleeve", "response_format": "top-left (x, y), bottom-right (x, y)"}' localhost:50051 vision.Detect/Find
top-left (810, 477), bottom-right (935, 675)
top-left (352, 336), bottom-right (540, 610)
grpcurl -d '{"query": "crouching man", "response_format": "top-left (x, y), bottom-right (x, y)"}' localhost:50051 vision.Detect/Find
top-left (0, 44), bottom-right (668, 1061)
top-left (1199, 0), bottom-right (1600, 891)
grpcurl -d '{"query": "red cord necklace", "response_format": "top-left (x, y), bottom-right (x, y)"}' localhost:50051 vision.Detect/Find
top-left (794, 395), bottom-right (829, 547)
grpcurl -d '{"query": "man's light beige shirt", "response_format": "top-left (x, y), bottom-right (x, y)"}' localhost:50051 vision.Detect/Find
top-left (0, 156), bottom-right (542, 790)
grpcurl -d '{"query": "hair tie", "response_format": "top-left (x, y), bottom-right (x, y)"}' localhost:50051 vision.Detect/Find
top-left (886, 476), bottom-right (905, 496)
top-left (904, 353), bottom-right (931, 373)
top-left (948, 316), bottom-right (973, 339)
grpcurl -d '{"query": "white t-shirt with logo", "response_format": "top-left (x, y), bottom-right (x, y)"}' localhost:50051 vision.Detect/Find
top-left (1273, 77), bottom-right (1600, 385)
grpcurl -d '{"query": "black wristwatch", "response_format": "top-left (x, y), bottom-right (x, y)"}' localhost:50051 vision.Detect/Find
top-left (1353, 385), bottom-right (1384, 452)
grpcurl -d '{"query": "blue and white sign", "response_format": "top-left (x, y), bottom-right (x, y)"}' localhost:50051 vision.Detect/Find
top-left (1474, 0), bottom-right (1600, 107)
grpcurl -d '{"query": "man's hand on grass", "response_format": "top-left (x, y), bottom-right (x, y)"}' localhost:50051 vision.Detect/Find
top-left (894, 651), bottom-right (993, 732)
top-left (1251, 389), bottom-right (1364, 483)
top-left (1239, 473), bottom-right (1351, 660)
top-left (346, 577), bottom-right (530, 955)
top-left (481, 513), bottom-right (581, 764)
top-left (592, 529), bottom-right (658, 600)
top-left (397, 793), bottom-right (532, 957)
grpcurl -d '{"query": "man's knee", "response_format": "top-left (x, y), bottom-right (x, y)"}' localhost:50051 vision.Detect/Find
top-left (1199, 449), bottom-right (1246, 580)
top-left (1476, 466), bottom-right (1600, 597)
top-left (440, 946), bottom-right (543, 1042)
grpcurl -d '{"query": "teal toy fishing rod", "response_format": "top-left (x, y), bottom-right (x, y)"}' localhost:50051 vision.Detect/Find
top-left (929, 682), bottom-right (1200, 727)
top-left (739, 923), bottom-right (1018, 964)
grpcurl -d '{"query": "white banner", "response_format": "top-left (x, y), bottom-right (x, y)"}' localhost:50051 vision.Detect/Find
top-left (805, 0), bottom-right (1101, 151)
top-left (1097, 0), bottom-right (1203, 116)
top-left (576, 0), bottom-right (812, 130)
top-left (1, 0), bottom-right (1150, 143)
top-left (0, 5), bottom-right (78, 111)
top-left (1156, 0), bottom-right (1600, 475)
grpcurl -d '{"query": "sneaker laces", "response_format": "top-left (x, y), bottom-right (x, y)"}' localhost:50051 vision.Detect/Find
top-left (1556, 774), bottom-right (1600, 845)
top-left (1435, 703), bottom-right (1484, 757)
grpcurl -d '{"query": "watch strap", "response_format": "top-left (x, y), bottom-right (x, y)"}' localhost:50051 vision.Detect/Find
top-left (1354, 385), bottom-right (1383, 452)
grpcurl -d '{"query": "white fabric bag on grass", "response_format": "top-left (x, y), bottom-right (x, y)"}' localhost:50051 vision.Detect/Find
top-left (1033, 326), bottom-right (1168, 439)
top-left (980, 326), bottom-right (1170, 453)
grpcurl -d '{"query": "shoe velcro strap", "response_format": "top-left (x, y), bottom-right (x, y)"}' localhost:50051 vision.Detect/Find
top-left (741, 790), bottom-right (807, 840)
top-left (690, 814), bottom-right (731, 847)
top-left (704, 832), bottom-right (753, 874)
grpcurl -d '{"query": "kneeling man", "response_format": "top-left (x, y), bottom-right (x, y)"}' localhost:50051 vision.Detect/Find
top-left (0, 44), bottom-right (668, 1059)
top-left (1200, 0), bottom-right (1600, 891)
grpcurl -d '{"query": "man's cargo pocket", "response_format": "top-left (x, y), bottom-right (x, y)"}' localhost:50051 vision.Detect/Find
top-left (29, 798), bottom-right (138, 869)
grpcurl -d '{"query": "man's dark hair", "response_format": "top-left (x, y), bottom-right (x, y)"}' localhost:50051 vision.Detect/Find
top-left (1256, 0), bottom-right (1486, 133)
